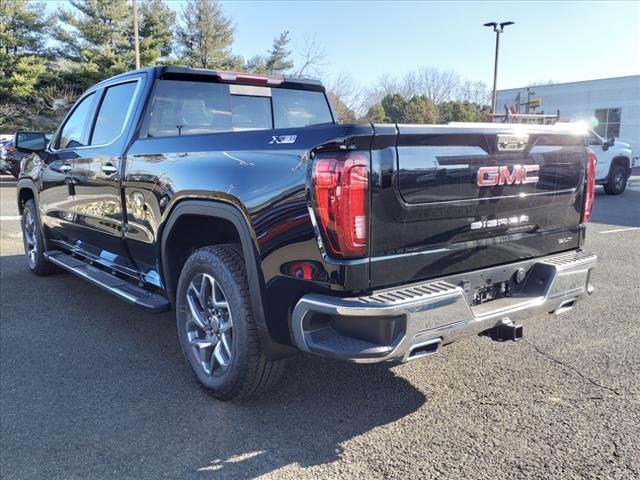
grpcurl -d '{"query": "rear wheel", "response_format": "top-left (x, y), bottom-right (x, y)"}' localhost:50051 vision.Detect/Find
top-left (176, 244), bottom-right (285, 400)
top-left (603, 164), bottom-right (627, 195)
top-left (21, 199), bottom-right (56, 275)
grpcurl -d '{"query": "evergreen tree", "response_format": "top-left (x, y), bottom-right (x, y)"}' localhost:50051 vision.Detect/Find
top-left (380, 93), bottom-right (438, 124)
top-left (381, 94), bottom-right (407, 123)
top-left (266, 31), bottom-right (293, 75)
top-left (55, 0), bottom-right (134, 85)
top-left (245, 55), bottom-right (268, 74)
top-left (403, 95), bottom-right (437, 124)
top-left (137, 0), bottom-right (176, 66)
top-left (438, 101), bottom-right (487, 123)
top-left (176, 0), bottom-right (236, 69)
top-left (0, 0), bottom-right (50, 56)
top-left (0, 0), bottom-right (52, 98)
top-left (362, 103), bottom-right (386, 123)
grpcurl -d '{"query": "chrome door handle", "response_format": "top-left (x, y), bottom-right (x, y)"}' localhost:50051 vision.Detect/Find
top-left (60, 164), bottom-right (71, 173)
top-left (101, 164), bottom-right (117, 175)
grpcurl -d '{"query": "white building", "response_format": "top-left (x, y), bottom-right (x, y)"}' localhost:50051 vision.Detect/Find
top-left (496, 75), bottom-right (640, 160)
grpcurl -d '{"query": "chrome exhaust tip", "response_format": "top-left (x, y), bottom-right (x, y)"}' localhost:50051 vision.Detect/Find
top-left (406, 337), bottom-right (442, 361)
top-left (554, 299), bottom-right (576, 315)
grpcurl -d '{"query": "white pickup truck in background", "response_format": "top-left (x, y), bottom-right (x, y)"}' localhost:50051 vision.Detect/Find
top-left (588, 129), bottom-right (634, 195)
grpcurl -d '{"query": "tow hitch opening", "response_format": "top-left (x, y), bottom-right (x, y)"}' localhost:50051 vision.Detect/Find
top-left (487, 322), bottom-right (523, 342)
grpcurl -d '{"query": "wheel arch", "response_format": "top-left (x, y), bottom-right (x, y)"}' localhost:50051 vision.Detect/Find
top-left (611, 156), bottom-right (631, 177)
top-left (159, 199), bottom-right (292, 358)
top-left (16, 179), bottom-right (38, 214)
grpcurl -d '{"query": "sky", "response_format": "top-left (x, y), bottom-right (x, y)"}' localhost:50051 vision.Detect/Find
top-left (46, 0), bottom-right (640, 89)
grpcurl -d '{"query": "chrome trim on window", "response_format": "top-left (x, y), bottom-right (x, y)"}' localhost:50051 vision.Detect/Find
top-left (50, 78), bottom-right (142, 152)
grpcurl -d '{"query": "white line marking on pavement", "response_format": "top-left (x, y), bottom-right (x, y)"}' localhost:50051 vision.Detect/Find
top-left (599, 227), bottom-right (640, 234)
top-left (0, 216), bottom-right (21, 221)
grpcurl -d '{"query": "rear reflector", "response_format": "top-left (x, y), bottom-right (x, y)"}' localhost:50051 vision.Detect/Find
top-left (582, 149), bottom-right (597, 222)
top-left (289, 262), bottom-right (315, 280)
top-left (312, 152), bottom-right (369, 258)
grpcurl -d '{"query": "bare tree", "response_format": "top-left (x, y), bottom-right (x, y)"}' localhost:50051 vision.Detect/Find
top-left (377, 73), bottom-right (403, 96)
top-left (293, 35), bottom-right (326, 77)
top-left (357, 66), bottom-right (491, 119)
top-left (367, 67), bottom-right (462, 106)
top-left (400, 71), bottom-right (419, 98)
top-left (326, 73), bottom-right (367, 121)
top-left (363, 73), bottom-right (403, 108)
top-left (457, 80), bottom-right (491, 105)
top-left (407, 67), bottom-right (460, 104)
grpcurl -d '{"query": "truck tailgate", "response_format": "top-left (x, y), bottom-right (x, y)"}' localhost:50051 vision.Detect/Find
top-left (370, 124), bottom-right (587, 288)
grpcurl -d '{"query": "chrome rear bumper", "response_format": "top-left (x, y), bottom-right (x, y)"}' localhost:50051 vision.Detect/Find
top-left (291, 250), bottom-right (596, 363)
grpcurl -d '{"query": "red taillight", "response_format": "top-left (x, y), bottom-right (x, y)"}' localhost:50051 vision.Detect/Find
top-left (312, 153), bottom-right (369, 258)
top-left (582, 149), bottom-right (597, 223)
top-left (6, 145), bottom-right (16, 153)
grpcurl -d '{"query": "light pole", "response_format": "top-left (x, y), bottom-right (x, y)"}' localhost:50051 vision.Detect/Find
top-left (132, 0), bottom-right (141, 69)
top-left (484, 21), bottom-right (514, 114)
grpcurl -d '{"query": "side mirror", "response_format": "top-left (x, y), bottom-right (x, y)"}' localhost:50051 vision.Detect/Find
top-left (14, 131), bottom-right (48, 153)
top-left (607, 135), bottom-right (615, 147)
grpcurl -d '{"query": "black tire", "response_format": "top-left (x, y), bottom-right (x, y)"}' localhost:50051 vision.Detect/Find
top-left (603, 164), bottom-right (627, 195)
top-left (21, 199), bottom-right (57, 275)
top-left (176, 244), bottom-right (285, 400)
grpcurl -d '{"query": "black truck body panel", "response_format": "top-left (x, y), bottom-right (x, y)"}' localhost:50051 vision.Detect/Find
top-left (369, 124), bottom-right (586, 287)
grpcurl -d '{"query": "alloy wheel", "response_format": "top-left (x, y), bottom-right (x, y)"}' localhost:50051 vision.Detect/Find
top-left (614, 171), bottom-right (624, 190)
top-left (23, 209), bottom-right (37, 267)
top-left (185, 273), bottom-right (233, 376)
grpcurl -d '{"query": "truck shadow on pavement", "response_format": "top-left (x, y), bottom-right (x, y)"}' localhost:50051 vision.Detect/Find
top-left (0, 254), bottom-right (426, 480)
top-left (590, 185), bottom-right (640, 229)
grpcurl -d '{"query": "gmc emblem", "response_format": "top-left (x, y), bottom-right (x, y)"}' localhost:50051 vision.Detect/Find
top-left (477, 165), bottom-right (540, 187)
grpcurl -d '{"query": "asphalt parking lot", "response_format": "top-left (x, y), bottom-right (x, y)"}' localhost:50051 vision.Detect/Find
top-left (1, 173), bottom-right (639, 480)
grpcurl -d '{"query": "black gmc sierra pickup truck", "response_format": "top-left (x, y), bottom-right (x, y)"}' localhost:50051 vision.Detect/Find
top-left (15, 66), bottom-right (597, 400)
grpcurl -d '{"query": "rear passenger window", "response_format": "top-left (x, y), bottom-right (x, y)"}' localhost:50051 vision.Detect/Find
top-left (145, 81), bottom-right (232, 137)
top-left (91, 82), bottom-right (138, 145)
top-left (230, 95), bottom-right (272, 130)
top-left (272, 89), bottom-right (333, 128)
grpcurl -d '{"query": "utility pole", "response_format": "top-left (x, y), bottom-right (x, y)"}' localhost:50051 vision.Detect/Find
top-left (483, 21), bottom-right (514, 114)
top-left (132, 0), bottom-right (140, 69)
